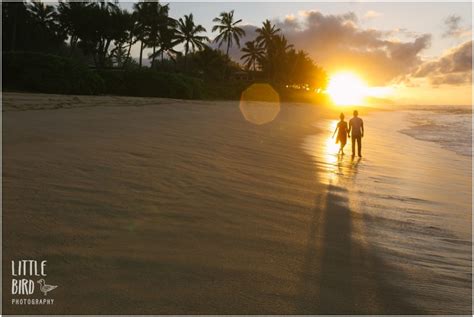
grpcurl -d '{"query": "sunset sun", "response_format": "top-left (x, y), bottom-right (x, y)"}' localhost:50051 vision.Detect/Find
top-left (327, 72), bottom-right (368, 106)
top-left (2, 0), bottom-right (472, 314)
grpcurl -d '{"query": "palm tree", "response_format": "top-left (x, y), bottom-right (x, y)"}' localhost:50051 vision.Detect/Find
top-left (255, 19), bottom-right (280, 49)
top-left (144, 2), bottom-right (175, 66)
top-left (149, 25), bottom-right (180, 65)
top-left (91, 1), bottom-right (121, 68)
top-left (240, 40), bottom-right (265, 71)
top-left (121, 9), bottom-right (138, 66)
top-left (175, 14), bottom-right (209, 70)
top-left (144, 1), bottom-right (160, 66)
top-left (110, 9), bottom-right (134, 68)
top-left (267, 34), bottom-right (293, 82)
top-left (270, 34), bottom-right (293, 55)
top-left (212, 10), bottom-right (245, 57)
top-left (27, 0), bottom-right (57, 27)
top-left (60, 0), bottom-right (122, 68)
top-left (58, 1), bottom-right (90, 54)
top-left (27, 0), bottom-right (65, 44)
top-left (133, 1), bottom-right (149, 67)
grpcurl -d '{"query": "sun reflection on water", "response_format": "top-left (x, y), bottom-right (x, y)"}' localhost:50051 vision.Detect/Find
top-left (323, 120), bottom-right (343, 184)
top-left (302, 119), bottom-right (361, 186)
top-left (325, 120), bottom-right (340, 158)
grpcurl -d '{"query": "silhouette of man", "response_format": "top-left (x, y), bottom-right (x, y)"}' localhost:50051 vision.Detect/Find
top-left (348, 110), bottom-right (364, 157)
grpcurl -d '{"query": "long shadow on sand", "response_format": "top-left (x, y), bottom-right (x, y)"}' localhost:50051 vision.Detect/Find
top-left (296, 156), bottom-right (423, 314)
top-left (318, 184), bottom-right (354, 312)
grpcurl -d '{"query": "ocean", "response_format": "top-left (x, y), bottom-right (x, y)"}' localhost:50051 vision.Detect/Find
top-left (302, 107), bottom-right (472, 313)
top-left (400, 107), bottom-right (472, 157)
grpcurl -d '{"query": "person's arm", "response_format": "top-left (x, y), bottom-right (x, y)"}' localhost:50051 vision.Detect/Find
top-left (361, 120), bottom-right (364, 137)
top-left (348, 120), bottom-right (352, 137)
top-left (332, 125), bottom-right (338, 138)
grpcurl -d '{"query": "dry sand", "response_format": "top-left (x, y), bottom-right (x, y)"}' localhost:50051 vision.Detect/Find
top-left (2, 92), bottom-right (469, 314)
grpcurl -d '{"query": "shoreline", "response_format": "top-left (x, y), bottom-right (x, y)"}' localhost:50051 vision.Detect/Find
top-left (2, 92), bottom-right (471, 314)
top-left (302, 111), bottom-right (471, 314)
top-left (0, 91), bottom-right (396, 114)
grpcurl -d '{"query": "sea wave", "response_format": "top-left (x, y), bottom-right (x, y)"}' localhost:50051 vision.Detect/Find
top-left (399, 108), bottom-right (472, 157)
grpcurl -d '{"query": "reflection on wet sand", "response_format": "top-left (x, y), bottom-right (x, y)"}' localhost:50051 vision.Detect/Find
top-left (300, 119), bottom-right (420, 314)
top-left (304, 120), bottom-right (363, 186)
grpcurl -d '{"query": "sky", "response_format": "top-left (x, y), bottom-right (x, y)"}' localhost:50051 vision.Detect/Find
top-left (121, 2), bottom-right (472, 105)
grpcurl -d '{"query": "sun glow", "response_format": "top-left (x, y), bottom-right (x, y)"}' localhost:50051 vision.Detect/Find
top-left (327, 72), bottom-right (368, 106)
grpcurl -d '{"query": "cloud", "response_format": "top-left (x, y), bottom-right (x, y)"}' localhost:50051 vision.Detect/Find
top-left (412, 40), bottom-right (472, 85)
top-left (219, 11), bottom-right (474, 88)
top-left (364, 10), bottom-right (382, 20)
top-left (285, 14), bottom-right (297, 21)
top-left (390, 28), bottom-right (421, 39)
top-left (274, 10), bottom-right (431, 85)
top-left (442, 15), bottom-right (471, 38)
top-left (279, 14), bottom-right (301, 30)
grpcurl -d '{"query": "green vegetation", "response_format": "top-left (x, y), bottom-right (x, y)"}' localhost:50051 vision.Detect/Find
top-left (2, 1), bottom-right (329, 102)
top-left (3, 52), bottom-right (104, 95)
top-left (212, 10), bottom-right (246, 57)
top-left (99, 69), bottom-right (203, 99)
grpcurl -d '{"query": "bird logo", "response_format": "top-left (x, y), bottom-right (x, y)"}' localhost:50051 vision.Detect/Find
top-left (37, 279), bottom-right (58, 296)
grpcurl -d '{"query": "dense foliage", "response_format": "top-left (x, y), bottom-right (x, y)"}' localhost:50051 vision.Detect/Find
top-left (99, 69), bottom-right (203, 99)
top-left (2, 0), bottom-right (329, 100)
top-left (3, 51), bottom-right (104, 94)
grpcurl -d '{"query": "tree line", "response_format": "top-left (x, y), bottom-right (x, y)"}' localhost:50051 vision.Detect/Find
top-left (2, 0), bottom-right (327, 90)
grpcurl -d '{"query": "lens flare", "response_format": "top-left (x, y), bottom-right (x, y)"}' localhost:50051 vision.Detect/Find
top-left (239, 84), bottom-right (280, 125)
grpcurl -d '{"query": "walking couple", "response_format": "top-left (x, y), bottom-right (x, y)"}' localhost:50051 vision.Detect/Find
top-left (332, 110), bottom-right (364, 157)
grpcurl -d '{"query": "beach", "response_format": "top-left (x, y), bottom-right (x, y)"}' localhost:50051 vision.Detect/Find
top-left (2, 92), bottom-right (471, 314)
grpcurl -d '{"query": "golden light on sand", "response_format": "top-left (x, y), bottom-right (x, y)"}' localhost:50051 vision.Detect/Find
top-left (321, 120), bottom-right (344, 184)
top-left (240, 83), bottom-right (280, 125)
top-left (326, 121), bottom-right (341, 155)
top-left (327, 72), bottom-right (367, 106)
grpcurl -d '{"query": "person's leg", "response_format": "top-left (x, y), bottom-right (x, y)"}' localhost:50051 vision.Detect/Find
top-left (357, 136), bottom-right (362, 156)
top-left (351, 137), bottom-right (356, 156)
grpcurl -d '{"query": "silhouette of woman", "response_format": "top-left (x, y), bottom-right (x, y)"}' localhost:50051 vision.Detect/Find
top-left (332, 113), bottom-right (349, 154)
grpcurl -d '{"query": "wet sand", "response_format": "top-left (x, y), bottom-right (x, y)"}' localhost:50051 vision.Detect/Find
top-left (2, 92), bottom-right (471, 314)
